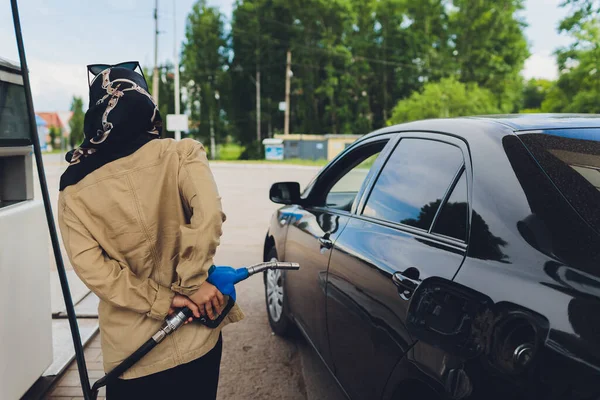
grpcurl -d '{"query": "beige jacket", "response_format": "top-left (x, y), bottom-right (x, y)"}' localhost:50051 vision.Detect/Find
top-left (58, 138), bottom-right (243, 379)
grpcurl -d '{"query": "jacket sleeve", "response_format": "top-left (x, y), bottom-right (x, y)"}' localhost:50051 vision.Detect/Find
top-left (171, 140), bottom-right (226, 297)
top-left (59, 203), bottom-right (174, 320)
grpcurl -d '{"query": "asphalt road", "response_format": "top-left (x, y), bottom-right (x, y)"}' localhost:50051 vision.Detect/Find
top-left (40, 152), bottom-right (347, 400)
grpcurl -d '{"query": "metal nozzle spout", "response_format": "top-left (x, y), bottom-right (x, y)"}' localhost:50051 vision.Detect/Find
top-left (246, 261), bottom-right (300, 276)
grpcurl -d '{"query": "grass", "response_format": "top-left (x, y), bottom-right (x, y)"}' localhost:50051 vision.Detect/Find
top-left (209, 142), bottom-right (329, 166)
top-left (212, 158), bottom-right (329, 166)
top-left (216, 143), bottom-right (245, 160)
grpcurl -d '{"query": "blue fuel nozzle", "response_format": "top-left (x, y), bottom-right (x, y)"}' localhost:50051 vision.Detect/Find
top-left (205, 261), bottom-right (300, 301)
top-left (206, 265), bottom-right (250, 301)
top-left (197, 262), bottom-right (299, 328)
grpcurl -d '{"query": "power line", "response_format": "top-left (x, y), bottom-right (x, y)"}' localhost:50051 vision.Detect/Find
top-left (227, 24), bottom-right (431, 71)
top-left (223, 11), bottom-right (419, 54)
top-left (176, 6), bottom-right (441, 73)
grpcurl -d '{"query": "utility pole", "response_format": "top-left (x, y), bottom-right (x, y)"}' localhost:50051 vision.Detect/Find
top-left (382, 24), bottom-right (387, 122)
top-left (209, 112), bottom-right (215, 160)
top-left (209, 108), bottom-right (216, 160)
top-left (256, 68), bottom-right (261, 142)
top-left (209, 77), bottom-right (216, 160)
top-left (268, 98), bottom-right (272, 137)
top-left (173, 0), bottom-right (181, 140)
top-left (284, 50), bottom-right (291, 135)
top-left (152, 0), bottom-right (160, 106)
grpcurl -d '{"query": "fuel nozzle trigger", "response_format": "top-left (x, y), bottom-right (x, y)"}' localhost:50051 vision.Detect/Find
top-left (195, 265), bottom-right (249, 328)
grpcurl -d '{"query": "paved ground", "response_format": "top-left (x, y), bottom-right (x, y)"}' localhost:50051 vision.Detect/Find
top-left (40, 153), bottom-right (347, 400)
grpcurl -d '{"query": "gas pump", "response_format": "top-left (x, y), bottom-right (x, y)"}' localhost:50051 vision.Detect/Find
top-left (0, 57), bottom-right (54, 398)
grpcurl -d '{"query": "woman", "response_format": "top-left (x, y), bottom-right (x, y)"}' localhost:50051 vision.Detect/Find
top-left (58, 65), bottom-right (243, 399)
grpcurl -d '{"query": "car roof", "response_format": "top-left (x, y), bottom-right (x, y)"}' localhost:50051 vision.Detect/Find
top-left (467, 114), bottom-right (600, 131)
top-left (361, 114), bottom-right (600, 143)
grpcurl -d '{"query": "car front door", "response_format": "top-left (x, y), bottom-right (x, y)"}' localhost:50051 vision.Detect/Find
top-left (284, 135), bottom-right (395, 369)
top-left (326, 133), bottom-right (472, 399)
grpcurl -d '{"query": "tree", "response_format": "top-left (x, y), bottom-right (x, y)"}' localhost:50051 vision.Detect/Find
top-left (69, 97), bottom-right (84, 148)
top-left (522, 78), bottom-right (553, 112)
top-left (547, 24), bottom-right (600, 112)
top-left (540, 1), bottom-right (600, 113)
top-left (387, 77), bottom-right (499, 124)
top-left (48, 125), bottom-right (61, 149)
top-left (450, 0), bottom-right (529, 112)
top-left (230, 0), bottom-right (289, 145)
top-left (182, 0), bottom-right (228, 144)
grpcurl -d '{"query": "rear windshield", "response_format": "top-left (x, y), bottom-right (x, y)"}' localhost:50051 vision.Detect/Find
top-left (519, 129), bottom-right (600, 233)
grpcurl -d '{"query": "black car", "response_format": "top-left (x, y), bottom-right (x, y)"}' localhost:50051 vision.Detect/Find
top-left (262, 115), bottom-right (600, 400)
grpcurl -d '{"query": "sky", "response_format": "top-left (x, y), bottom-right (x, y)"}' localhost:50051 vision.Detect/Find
top-left (0, 0), bottom-right (573, 112)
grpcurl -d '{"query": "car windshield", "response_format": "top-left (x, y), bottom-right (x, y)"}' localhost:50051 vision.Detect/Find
top-left (519, 129), bottom-right (600, 233)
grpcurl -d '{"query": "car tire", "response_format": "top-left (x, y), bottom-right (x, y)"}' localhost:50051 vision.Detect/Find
top-left (263, 248), bottom-right (294, 336)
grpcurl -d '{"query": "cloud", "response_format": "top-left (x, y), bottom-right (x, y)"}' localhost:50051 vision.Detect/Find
top-left (27, 59), bottom-right (89, 112)
top-left (523, 51), bottom-right (559, 80)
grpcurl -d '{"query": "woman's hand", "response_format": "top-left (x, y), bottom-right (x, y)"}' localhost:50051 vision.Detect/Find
top-left (189, 281), bottom-right (225, 320)
top-left (169, 294), bottom-right (201, 324)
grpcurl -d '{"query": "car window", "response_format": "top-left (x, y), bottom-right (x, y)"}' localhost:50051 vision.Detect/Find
top-left (519, 131), bottom-right (600, 233)
top-left (325, 152), bottom-right (381, 211)
top-left (432, 169), bottom-right (468, 241)
top-left (362, 138), bottom-right (464, 230)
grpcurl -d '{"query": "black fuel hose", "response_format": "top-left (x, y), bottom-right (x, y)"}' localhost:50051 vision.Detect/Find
top-left (91, 337), bottom-right (155, 392)
top-left (90, 307), bottom-right (194, 397)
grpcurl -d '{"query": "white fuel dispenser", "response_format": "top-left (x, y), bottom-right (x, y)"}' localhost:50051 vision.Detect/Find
top-left (0, 57), bottom-right (53, 400)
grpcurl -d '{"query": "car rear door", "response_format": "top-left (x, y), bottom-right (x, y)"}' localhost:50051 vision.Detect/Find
top-left (283, 135), bottom-right (395, 369)
top-left (326, 133), bottom-right (472, 399)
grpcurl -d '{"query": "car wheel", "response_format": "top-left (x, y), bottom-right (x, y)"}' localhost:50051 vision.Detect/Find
top-left (263, 248), bottom-right (294, 336)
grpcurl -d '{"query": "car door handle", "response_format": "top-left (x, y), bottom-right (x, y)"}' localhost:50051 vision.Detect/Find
top-left (392, 268), bottom-right (421, 301)
top-left (318, 235), bottom-right (333, 249)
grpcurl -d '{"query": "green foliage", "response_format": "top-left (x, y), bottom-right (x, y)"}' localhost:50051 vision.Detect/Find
top-left (542, 3), bottom-right (600, 113)
top-left (218, 143), bottom-right (245, 160)
top-left (48, 126), bottom-right (61, 148)
top-left (540, 83), bottom-right (568, 112)
top-left (522, 79), bottom-right (553, 110)
top-left (450, 0), bottom-right (529, 112)
top-left (388, 77), bottom-right (499, 124)
top-left (69, 97), bottom-right (84, 148)
top-left (558, 0), bottom-right (600, 34)
top-left (182, 0), bottom-right (228, 144)
top-left (239, 141), bottom-right (264, 160)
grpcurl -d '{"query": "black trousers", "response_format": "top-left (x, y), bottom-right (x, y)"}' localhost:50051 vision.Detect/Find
top-left (107, 335), bottom-right (222, 400)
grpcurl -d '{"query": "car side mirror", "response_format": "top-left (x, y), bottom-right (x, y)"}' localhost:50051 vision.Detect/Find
top-left (270, 182), bottom-right (301, 205)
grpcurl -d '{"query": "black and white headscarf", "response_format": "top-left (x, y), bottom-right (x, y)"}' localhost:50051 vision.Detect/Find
top-left (59, 67), bottom-right (162, 191)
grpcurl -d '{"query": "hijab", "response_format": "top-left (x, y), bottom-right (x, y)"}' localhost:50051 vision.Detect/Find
top-left (59, 67), bottom-right (162, 191)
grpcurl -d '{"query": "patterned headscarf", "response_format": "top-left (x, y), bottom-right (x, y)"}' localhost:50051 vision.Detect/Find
top-left (59, 67), bottom-right (162, 191)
